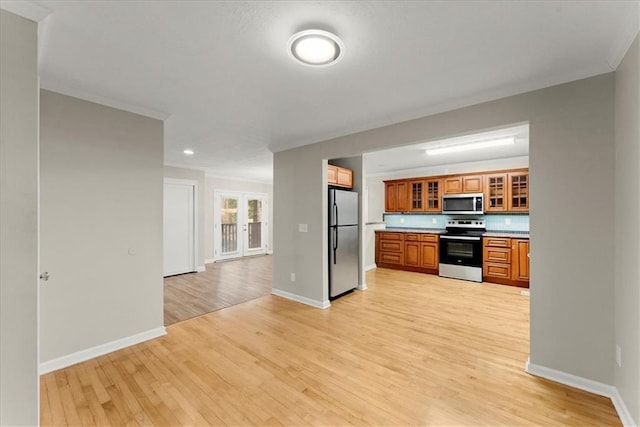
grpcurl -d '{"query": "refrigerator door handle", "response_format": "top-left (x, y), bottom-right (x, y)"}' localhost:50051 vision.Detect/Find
top-left (333, 227), bottom-right (338, 264)
top-left (333, 202), bottom-right (338, 227)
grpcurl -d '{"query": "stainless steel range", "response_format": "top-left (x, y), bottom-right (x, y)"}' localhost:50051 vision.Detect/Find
top-left (439, 219), bottom-right (486, 282)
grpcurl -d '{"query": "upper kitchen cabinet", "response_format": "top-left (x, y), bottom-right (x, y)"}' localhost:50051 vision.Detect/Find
top-left (327, 165), bottom-right (353, 189)
top-left (383, 169), bottom-right (527, 213)
top-left (425, 178), bottom-right (441, 212)
top-left (408, 179), bottom-right (425, 212)
top-left (384, 180), bottom-right (408, 212)
top-left (485, 173), bottom-right (508, 212)
top-left (443, 175), bottom-right (483, 194)
top-left (508, 171), bottom-right (529, 211)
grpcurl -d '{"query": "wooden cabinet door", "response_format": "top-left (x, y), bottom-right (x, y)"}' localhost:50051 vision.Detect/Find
top-left (462, 175), bottom-right (483, 193)
top-left (385, 182), bottom-right (398, 212)
top-left (485, 173), bottom-right (507, 212)
top-left (444, 177), bottom-right (462, 194)
top-left (336, 167), bottom-right (353, 188)
top-left (404, 241), bottom-right (421, 267)
top-left (408, 180), bottom-right (425, 212)
top-left (512, 239), bottom-right (530, 281)
top-left (397, 181), bottom-right (409, 212)
top-left (327, 165), bottom-right (338, 185)
top-left (508, 172), bottom-right (529, 212)
top-left (425, 179), bottom-right (441, 212)
top-left (385, 181), bottom-right (409, 212)
top-left (420, 242), bottom-right (438, 269)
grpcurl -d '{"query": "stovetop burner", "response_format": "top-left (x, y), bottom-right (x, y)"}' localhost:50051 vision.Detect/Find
top-left (444, 219), bottom-right (486, 236)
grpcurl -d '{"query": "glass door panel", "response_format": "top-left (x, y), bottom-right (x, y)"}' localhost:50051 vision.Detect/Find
top-left (219, 194), bottom-right (240, 258)
top-left (244, 196), bottom-right (265, 255)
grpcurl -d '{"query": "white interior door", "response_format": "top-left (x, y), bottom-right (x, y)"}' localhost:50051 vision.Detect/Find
top-left (164, 181), bottom-right (195, 276)
top-left (214, 191), bottom-right (268, 260)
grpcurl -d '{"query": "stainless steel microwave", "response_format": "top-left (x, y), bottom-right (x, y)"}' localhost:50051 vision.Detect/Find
top-left (442, 193), bottom-right (484, 215)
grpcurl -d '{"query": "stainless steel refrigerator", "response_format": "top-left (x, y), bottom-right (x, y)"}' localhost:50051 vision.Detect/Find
top-left (329, 188), bottom-right (359, 298)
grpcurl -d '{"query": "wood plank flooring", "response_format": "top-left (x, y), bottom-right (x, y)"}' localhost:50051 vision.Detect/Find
top-left (42, 267), bottom-right (621, 426)
top-left (164, 255), bottom-right (272, 325)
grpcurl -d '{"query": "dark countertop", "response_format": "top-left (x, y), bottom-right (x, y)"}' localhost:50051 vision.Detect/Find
top-left (483, 231), bottom-right (530, 239)
top-left (376, 228), bottom-right (529, 238)
top-left (376, 227), bottom-right (445, 234)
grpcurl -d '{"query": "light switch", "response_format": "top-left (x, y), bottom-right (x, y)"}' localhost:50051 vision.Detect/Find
top-left (298, 224), bottom-right (308, 232)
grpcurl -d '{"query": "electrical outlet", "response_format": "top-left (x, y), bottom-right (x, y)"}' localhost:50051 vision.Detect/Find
top-left (505, 218), bottom-right (511, 225)
top-left (290, 273), bottom-right (296, 282)
top-left (298, 224), bottom-right (308, 232)
top-left (432, 218), bottom-right (437, 224)
top-left (400, 217), bottom-right (405, 223)
top-left (616, 344), bottom-right (622, 367)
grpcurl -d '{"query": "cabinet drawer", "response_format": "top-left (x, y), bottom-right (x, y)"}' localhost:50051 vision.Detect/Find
top-left (484, 247), bottom-right (511, 264)
top-left (380, 241), bottom-right (402, 252)
top-left (421, 234), bottom-right (438, 242)
top-left (484, 263), bottom-right (512, 279)
top-left (405, 233), bottom-right (420, 241)
top-left (483, 237), bottom-right (511, 248)
top-left (379, 232), bottom-right (403, 241)
top-left (380, 252), bottom-right (404, 265)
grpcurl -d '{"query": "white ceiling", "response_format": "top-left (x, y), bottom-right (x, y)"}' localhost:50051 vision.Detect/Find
top-left (364, 124), bottom-right (530, 175)
top-left (13, 1), bottom-right (640, 182)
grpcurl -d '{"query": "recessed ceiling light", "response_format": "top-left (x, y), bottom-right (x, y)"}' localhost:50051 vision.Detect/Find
top-left (183, 149), bottom-right (194, 155)
top-left (426, 138), bottom-right (515, 156)
top-left (288, 29), bottom-right (344, 67)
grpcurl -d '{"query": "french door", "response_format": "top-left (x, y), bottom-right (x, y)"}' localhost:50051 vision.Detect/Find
top-left (214, 191), bottom-right (268, 260)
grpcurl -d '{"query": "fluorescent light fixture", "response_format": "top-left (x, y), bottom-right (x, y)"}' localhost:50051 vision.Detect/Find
top-left (288, 29), bottom-right (344, 67)
top-left (183, 149), bottom-right (194, 155)
top-left (426, 138), bottom-right (515, 156)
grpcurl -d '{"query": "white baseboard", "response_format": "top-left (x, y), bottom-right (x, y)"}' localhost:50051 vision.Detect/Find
top-left (525, 358), bottom-right (636, 427)
top-left (266, 250), bottom-right (273, 255)
top-left (205, 258), bottom-right (215, 264)
top-left (611, 387), bottom-right (637, 427)
top-left (39, 327), bottom-right (167, 375)
top-left (271, 289), bottom-right (330, 309)
top-left (196, 265), bottom-right (206, 272)
top-left (357, 283), bottom-right (368, 291)
top-left (365, 264), bottom-right (377, 272)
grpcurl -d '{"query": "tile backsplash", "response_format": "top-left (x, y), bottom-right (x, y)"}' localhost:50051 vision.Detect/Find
top-left (384, 213), bottom-right (529, 232)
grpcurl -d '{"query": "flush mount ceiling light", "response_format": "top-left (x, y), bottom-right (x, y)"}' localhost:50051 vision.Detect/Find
top-left (426, 138), bottom-right (516, 156)
top-left (288, 29), bottom-right (344, 67)
top-left (183, 149), bottom-right (194, 155)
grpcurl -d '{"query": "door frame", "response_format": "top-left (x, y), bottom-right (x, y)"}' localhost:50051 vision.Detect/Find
top-left (213, 190), bottom-right (269, 261)
top-left (163, 178), bottom-right (199, 276)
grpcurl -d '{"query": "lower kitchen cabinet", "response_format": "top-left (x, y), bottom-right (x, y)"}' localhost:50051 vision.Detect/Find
top-left (376, 231), bottom-right (439, 274)
top-left (483, 237), bottom-right (529, 287)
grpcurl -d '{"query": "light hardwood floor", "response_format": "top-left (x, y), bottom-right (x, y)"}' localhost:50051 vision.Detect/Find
top-left (41, 267), bottom-right (621, 426)
top-left (164, 255), bottom-right (272, 325)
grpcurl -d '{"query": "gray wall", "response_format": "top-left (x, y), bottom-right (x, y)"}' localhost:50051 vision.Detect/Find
top-left (614, 33), bottom-right (640, 425)
top-left (273, 73), bottom-right (615, 384)
top-left (39, 90), bottom-right (165, 363)
top-left (164, 166), bottom-right (206, 269)
top-left (0, 9), bottom-right (39, 425)
top-left (204, 176), bottom-right (273, 261)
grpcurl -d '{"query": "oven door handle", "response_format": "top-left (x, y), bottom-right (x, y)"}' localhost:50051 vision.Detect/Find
top-left (440, 235), bottom-right (482, 241)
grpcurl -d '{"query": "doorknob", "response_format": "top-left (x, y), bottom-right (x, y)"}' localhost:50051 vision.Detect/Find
top-left (40, 272), bottom-right (50, 281)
